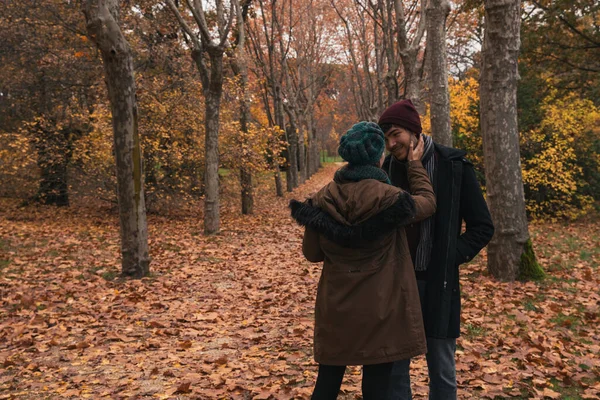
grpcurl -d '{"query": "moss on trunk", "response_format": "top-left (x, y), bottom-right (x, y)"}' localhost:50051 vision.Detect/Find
top-left (518, 238), bottom-right (545, 281)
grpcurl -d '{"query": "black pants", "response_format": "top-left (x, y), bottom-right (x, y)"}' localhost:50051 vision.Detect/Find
top-left (311, 362), bottom-right (394, 400)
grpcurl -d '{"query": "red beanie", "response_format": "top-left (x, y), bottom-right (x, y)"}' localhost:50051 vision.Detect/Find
top-left (378, 99), bottom-right (422, 134)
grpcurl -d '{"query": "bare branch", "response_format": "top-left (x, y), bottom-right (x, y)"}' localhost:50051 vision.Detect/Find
top-left (410, 0), bottom-right (427, 51)
top-left (531, 0), bottom-right (600, 47)
top-left (183, 0), bottom-right (212, 44)
top-left (216, 0), bottom-right (225, 36)
top-left (219, 1), bottom-right (237, 48)
top-left (190, 0), bottom-right (214, 44)
top-left (164, 0), bottom-right (202, 50)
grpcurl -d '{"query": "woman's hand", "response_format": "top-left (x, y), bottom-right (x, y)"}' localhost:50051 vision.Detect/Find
top-left (407, 135), bottom-right (424, 161)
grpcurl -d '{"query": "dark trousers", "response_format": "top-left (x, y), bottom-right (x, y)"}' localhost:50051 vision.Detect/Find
top-left (311, 362), bottom-right (394, 400)
top-left (389, 280), bottom-right (458, 400)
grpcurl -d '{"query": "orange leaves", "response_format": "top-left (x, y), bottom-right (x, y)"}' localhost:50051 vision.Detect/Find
top-left (173, 380), bottom-right (192, 394)
top-left (1, 166), bottom-right (599, 399)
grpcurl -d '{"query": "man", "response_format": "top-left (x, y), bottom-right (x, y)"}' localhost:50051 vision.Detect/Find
top-left (378, 99), bottom-right (495, 399)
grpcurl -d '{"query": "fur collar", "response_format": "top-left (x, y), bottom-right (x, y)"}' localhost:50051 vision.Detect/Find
top-left (289, 191), bottom-right (415, 246)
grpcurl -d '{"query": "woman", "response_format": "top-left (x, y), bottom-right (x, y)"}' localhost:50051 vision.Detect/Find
top-left (289, 121), bottom-right (436, 399)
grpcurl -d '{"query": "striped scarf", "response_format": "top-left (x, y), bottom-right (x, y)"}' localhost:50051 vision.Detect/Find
top-left (388, 134), bottom-right (436, 272)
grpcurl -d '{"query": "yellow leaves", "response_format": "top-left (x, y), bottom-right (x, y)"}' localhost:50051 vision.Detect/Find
top-left (448, 76), bottom-right (483, 167)
top-left (522, 90), bottom-right (599, 220)
top-left (447, 74), bottom-right (598, 221)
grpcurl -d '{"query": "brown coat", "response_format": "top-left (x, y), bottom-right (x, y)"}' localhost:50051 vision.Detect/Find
top-left (290, 161), bottom-right (436, 366)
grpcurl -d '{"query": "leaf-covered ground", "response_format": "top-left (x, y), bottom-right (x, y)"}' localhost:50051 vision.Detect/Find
top-left (1, 165), bottom-right (599, 399)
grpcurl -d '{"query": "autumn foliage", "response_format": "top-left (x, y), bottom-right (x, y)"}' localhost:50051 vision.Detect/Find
top-left (1, 167), bottom-right (599, 398)
top-left (1, 0), bottom-right (600, 395)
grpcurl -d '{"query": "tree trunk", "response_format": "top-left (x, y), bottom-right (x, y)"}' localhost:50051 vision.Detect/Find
top-left (274, 164), bottom-right (283, 197)
top-left (237, 68), bottom-right (253, 215)
top-left (297, 126), bottom-right (307, 184)
top-left (401, 48), bottom-right (421, 103)
top-left (311, 126), bottom-right (320, 175)
top-left (273, 85), bottom-right (296, 192)
top-left (230, 41), bottom-right (254, 214)
top-left (395, 0), bottom-right (427, 107)
top-left (203, 52), bottom-right (223, 234)
top-left (305, 113), bottom-right (317, 176)
top-left (285, 124), bottom-right (298, 191)
top-left (83, 0), bottom-right (149, 278)
top-left (240, 168), bottom-right (253, 214)
top-left (284, 103), bottom-right (305, 184)
top-left (165, 0), bottom-right (236, 235)
top-left (427, 0), bottom-right (453, 147)
top-left (480, 0), bottom-right (536, 281)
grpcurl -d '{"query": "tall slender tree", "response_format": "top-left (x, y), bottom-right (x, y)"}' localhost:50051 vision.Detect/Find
top-left (229, 0), bottom-right (254, 214)
top-left (426, 0), bottom-right (452, 146)
top-left (247, 0), bottom-right (290, 193)
top-left (480, 0), bottom-right (541, 281)
top-left (165, 0), bottom-right (239, 234)
top-left (83, 0), bottom-right (150, 278)
top-left (394, 0), bottom-right (427, 106)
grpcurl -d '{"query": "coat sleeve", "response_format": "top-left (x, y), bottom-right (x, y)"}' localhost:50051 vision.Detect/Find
top-left (302, 227), bottom-right (325, 263)
top-left (407, 160), bottom-right (437, 222)
top-left (455, 163), bottom-right (495, 265)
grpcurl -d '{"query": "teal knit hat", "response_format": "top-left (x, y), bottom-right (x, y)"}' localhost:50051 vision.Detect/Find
top-left (338, 121), bottom-right (385, 166)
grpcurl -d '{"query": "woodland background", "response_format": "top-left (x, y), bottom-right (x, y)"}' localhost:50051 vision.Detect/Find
top-left (1, 0), bottom-right (598, 220)
top-left (1, 0), bottom-right (599, 399)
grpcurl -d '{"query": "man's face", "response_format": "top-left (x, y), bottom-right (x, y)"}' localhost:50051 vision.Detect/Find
top-left (385, 126), bottom-right (414, 161)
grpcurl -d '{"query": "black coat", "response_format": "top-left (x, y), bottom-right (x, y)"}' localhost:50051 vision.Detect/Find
top-left (382, 143), bottom-right (495, 338)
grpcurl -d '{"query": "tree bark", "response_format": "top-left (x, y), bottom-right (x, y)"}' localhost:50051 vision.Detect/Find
top-left (427, 0), bottom-right (453, 146)
top-left (395, 0), bottom-right (427, 106)
top-left (83, 0), bottom-right (149, 278)
top-left (274, 167), bottom-right (283, 197)
top-left (480, 0), bottom-right (533, 281)
top-left (240, 167), bottom-right (253, 214)
top-left (232, 0), bottom-right (254, 214)
top-left (297, 125), bottom-right (307, 184)
top-left (232, 67), bottom-right (253, 214)
top-left (307, 115), bottom-right (320, 176)
top-left (274, 85), bottom-right (296, 192)
top-left (284, 100), bottom-right (307, 184)
top-left (285, 123), bottom-right (298, 192)
top-left (203, 57), bottom-right (223, 234)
